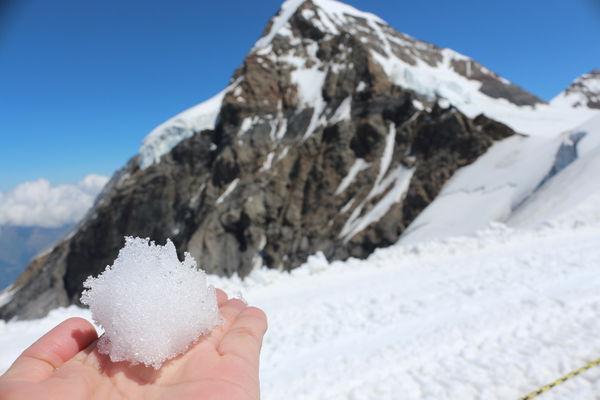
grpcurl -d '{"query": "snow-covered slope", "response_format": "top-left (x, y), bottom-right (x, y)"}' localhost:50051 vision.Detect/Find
top-left (2, 221), bottom-right (600, 399)
top-left (399, 69), bottom-right (600, 243)
top-left (400, 134), bottom-right (560, 243)
top-left (509, 114), bottom-right (600, 227)
top-left (401, 113), bottom-right (600, 244)
top-left (138, 0), bottom-right (596, 169)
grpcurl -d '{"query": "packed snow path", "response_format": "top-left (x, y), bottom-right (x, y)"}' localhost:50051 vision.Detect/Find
top-left (2, 224), bottom-right (600, 399)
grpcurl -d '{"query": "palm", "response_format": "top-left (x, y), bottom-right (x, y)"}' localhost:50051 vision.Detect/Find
top-left (0, 290), bottom-right (267, 400)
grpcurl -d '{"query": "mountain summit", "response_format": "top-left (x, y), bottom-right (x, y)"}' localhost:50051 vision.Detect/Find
top-left (0, 0), bottom-right (595, 320)
top-left (250, 0), bottom-right (543, 105)
top-left (141, 0), bottom-right (543, 169)
top-left (552, 69), bottom-right (600, 110)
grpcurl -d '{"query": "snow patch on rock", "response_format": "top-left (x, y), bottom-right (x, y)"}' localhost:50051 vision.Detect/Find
top-left (139, 84), bottom-right (234, 169)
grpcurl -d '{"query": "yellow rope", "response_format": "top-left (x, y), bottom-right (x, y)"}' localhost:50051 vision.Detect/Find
top-left (521, 357), bottom-right (600, 399)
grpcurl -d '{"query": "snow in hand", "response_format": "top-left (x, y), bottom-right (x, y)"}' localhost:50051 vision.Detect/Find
top-left (80, 237), bottom-right (220, 369)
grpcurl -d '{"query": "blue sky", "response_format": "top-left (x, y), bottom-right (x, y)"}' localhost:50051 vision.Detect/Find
top-left (0, 0), bottom-right (599, 191)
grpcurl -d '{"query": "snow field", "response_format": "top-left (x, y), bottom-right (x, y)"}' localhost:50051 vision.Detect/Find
top-left (2, 222), bottom-right (600, 399)
top-left (243, 225), bottom-right (600, 399)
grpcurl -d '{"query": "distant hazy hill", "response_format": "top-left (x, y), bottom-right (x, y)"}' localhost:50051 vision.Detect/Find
top-left (0, 225), bottom-right (71, 289)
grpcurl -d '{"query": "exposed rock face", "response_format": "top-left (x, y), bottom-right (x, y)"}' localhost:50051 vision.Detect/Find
top-left (1, 0), bottom-right (518, 320)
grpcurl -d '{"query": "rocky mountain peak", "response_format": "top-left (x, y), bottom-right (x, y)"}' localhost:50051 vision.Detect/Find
top-left (251, 0), bottom-right (543, 104)
top-left (552, 69), bottom-right (600, 110)
top-left (140, 0), bottom-right (543, 170)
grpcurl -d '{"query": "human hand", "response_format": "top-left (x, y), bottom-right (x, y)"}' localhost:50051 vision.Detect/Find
top-left (0, 289), bottom-right (267, 400)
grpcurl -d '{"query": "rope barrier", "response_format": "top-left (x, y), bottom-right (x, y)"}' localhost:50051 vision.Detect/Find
top-left (521, 357), bottom-right (600, 399)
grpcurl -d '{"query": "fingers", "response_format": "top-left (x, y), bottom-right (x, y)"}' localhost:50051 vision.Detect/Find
top-left (4, 317), bottom-right (98, 382)
top-left (210, 288), bottom-right (268, 366)
top-left (215, 288), bottom-right (228, 306)
top-left (218, 306), bottom-right (268, 367)
top-left (219, 298), bottom-right (247, 324)
top-left (203, 289), bottom-right (246, 346)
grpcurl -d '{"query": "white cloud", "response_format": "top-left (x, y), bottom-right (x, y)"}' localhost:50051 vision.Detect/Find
top-left (0, 175), bottom-right (109, 228)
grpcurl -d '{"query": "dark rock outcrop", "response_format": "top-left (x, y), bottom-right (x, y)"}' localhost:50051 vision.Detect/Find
top-left (1, 0), bottom-right (518, 320)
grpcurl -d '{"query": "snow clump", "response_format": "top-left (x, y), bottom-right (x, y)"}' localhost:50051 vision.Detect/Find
top-left (81, 236), bottom-right (220, 369)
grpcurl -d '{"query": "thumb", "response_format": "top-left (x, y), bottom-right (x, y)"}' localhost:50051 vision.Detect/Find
top-left (3, 317), bottom-right (98, 382)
